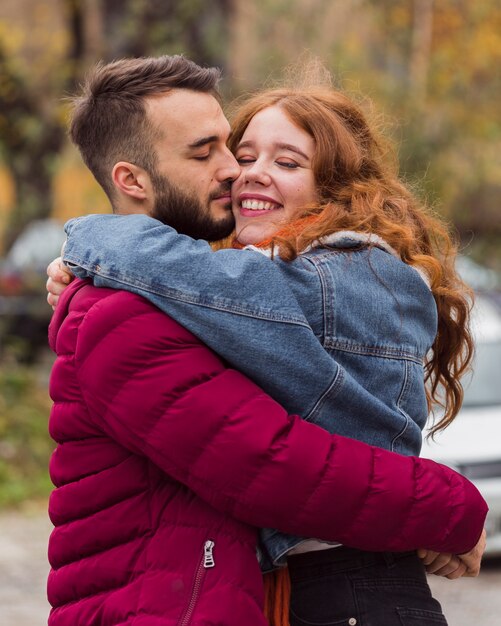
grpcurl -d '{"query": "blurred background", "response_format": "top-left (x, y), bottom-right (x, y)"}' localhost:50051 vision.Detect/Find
top-left (0, 1), bottom-right (500, 624)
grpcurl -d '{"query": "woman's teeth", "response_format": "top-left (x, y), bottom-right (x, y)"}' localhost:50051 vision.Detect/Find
top-left (241, 199), bottom-right (280, 211)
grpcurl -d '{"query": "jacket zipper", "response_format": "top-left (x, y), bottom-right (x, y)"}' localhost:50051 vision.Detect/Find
top-left (178, 540), bottom-right (215, 626)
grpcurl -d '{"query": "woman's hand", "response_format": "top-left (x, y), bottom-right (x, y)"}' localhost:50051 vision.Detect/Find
top-left (417, 549), bottom-right (467, 579)
top-left (417, 528), bottom-right (486, 579)
top-left (457, 528), bottom-right (487, 577)
top-left (46, 256), bottom-right (73, 309)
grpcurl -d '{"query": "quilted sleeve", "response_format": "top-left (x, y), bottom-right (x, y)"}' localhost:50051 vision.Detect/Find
top-left (75, 292), bottom-right (487, 555)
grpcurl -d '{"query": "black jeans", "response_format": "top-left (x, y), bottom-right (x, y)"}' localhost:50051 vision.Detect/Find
top-left (287, 546), bottom-right (448, 626)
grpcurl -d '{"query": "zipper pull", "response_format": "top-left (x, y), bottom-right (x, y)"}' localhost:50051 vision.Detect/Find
top-left (204, 540), bottom-right (215, 568)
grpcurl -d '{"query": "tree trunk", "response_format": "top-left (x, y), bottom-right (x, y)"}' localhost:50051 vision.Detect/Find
top-left (410, 0), bottom-right (434, 105)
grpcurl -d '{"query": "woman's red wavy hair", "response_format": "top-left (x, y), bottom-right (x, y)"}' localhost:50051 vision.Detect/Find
top-left (227, 85), bottom-right (473, 434)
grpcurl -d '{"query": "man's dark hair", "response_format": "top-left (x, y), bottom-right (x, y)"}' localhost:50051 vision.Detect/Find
top-left (69, 55), bottom-right (221, 200)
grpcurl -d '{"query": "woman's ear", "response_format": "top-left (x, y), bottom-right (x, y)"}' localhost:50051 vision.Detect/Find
top-left (112, 161), bottom-right (152, 201)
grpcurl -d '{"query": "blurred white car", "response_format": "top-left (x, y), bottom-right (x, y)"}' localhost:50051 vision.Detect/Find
top-left (421, 294), bottom-right (501, 556)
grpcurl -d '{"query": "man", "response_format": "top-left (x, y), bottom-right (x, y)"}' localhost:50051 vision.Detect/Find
top-left (46, 56), bottom-right (486, 625)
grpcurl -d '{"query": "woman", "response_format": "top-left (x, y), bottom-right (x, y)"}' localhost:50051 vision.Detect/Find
top-left (51, 76), bottom-right (475, 625)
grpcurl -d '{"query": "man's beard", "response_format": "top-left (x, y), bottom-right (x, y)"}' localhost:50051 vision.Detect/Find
top-left (150, 171), bottom-right (235, 241)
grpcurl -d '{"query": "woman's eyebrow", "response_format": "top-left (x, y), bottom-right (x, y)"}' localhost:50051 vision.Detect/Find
top-left (237, 140), bottom-right (310, 160)
top-left (236, 140), bottom-right (254, 151)
top-left (276, 142), bottom-right (310, 160)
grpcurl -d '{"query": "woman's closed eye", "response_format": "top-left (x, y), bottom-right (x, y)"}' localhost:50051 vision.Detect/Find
top-left (276, 159), bottom-right (299, 169)
top-left (236, 155), bottom-right (256, 165)
top-left (236, 155), bottom-right (300, 169)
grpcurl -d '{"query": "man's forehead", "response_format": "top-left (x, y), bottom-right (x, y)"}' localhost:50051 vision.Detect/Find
top-left (146, 89), bottom-right (230, 145)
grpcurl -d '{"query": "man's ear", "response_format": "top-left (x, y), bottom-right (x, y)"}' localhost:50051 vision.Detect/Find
top-left (112, 162), bottom-right (152, 201)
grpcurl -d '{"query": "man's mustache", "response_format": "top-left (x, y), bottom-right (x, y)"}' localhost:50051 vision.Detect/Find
top-left (209, 182), bottom-right (232, 202)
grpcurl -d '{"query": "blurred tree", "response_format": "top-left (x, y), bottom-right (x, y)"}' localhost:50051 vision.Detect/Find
top-left (374, 0), bottom-right (501, 253)
top-left (0, 0), bottom-right (94, 250)
top-left (101, 0), bottom-right (235, 67)
top-left (0, 45), bottom-right (66, 251)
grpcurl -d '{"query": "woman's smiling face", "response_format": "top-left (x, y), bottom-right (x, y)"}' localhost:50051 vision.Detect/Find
top-left (231, 106), bottom-right (317, 246)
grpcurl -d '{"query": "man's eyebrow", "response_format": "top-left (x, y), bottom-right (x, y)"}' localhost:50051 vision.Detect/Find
top-left (188, 135), bottom-right (219, 149)
top-left (237, 140), bottom-right (310, 161)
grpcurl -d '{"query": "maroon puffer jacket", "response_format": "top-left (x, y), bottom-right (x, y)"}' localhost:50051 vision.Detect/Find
top-left (47, 280), bottom-right (487, 625)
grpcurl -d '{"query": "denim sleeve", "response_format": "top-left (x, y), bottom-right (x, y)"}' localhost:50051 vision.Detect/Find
top-left (63, 214), bottom-right (341, 417)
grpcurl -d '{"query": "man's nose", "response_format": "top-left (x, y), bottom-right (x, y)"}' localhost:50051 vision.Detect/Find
top-left (216, 149), bottom-right (240, 182)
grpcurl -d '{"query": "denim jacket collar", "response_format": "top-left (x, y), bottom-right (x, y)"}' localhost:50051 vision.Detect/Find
top-left (245, 230), bottom-right (431, 288)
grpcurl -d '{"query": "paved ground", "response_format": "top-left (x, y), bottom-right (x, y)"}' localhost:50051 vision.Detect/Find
top-left (0, 507), bottom-right (52, 626)
top-left (1, 509), bottom-right (500, 625)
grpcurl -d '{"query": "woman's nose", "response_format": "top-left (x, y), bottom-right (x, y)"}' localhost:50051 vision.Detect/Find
top-left (243, 160), bottom-right (271, 185)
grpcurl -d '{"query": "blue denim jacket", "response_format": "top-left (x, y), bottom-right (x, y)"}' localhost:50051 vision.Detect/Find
top-left (63, 214), bottom-right (438, 566)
